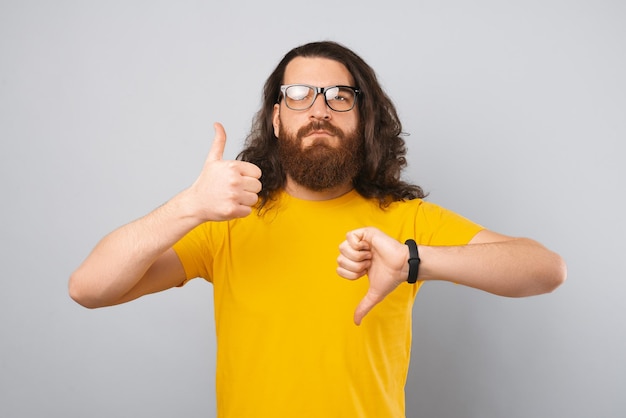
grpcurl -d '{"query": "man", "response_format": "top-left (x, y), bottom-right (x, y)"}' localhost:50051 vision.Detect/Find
top-left (69, 41), bottom-right (566, 418)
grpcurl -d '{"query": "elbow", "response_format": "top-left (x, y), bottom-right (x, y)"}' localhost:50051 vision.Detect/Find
top-left (532, 252), bottom-right (567, 296)
top-left (506, 251), bottom-right (567, 298)
top-left (547, 254), bottom-right (568, 292)
top-left (68, 272), bottom-right (106, 309)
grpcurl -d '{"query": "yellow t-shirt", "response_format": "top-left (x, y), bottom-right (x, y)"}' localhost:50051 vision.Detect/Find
top-left (173, 190), bottom-right (483, 418)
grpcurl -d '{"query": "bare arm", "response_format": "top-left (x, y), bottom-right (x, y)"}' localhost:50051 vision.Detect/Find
top-left (69, 123), bottom-right (262, 308)
top-left (337, 227), bottom-right (567, 325)
top-left (419, 229), bottom-right (566, 297)
top-left (69, 198), bottom-right (199, 308)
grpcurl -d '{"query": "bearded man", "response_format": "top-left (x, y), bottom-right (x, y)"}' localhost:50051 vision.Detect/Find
top-left (69, 41), bottom-right (566, 418)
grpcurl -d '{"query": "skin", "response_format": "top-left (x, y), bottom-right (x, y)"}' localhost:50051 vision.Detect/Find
top-left (272, 57), bottom-right (359, 201)
top-left (68, 122), bottom-right (262, 308)
top-left (337, 227), bottom-right (567, 325)
top-left (69, 56), bottom-right (567, 326)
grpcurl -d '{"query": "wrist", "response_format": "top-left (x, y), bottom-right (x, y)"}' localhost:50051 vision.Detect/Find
top-left (165, 189), bottom-right (209, 225)
top-left (404, 239), bottom-right (420, 283)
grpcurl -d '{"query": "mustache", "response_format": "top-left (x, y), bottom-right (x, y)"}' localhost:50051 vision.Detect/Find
top-left (297, 121), bottom-right (344, 138)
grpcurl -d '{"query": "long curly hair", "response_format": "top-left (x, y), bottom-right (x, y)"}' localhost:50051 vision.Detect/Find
top-left (237, 41), bottom-right (425, 209)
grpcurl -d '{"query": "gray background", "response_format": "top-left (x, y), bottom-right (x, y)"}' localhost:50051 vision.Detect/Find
top-left (1, 0), bottom-right (624, 417)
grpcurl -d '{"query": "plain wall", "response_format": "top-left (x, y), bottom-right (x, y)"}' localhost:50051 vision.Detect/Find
top-left (1, 0), bottom-right (624, 417)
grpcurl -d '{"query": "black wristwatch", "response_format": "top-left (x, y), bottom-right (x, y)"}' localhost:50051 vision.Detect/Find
top-left (404, 239), bottom-right (420, 284)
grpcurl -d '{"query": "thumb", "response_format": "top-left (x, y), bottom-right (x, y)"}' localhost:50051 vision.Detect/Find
top-left (207, 122), bottom-right (227, 161)
top-left (353, 292), bottom-right (381, 326)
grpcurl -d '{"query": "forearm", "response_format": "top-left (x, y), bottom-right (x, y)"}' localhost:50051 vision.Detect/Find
top-left (418, 237), bottom-right (567, 297)
top-left (338, 227), bottom-right (566, 324)
top-left (69, 191), bottom-right (200, 307)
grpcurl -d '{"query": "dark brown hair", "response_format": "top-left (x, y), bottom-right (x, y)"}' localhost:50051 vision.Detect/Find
top-left (237, 41), bottom-right (425, 209)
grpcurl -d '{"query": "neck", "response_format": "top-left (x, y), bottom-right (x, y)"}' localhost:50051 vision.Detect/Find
top-left (284, 176), bottom-right (354, 201)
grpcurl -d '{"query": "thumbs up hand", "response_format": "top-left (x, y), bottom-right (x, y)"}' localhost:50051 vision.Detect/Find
top-left (187, 123), bottom-right (262, 222)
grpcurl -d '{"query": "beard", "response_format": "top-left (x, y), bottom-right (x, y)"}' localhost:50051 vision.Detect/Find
top-left (277, 120), bottom-right (363, 191)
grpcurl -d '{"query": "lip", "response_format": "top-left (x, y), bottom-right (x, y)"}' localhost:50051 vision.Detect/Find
top-left (307, 130), bottom-right (333, 136)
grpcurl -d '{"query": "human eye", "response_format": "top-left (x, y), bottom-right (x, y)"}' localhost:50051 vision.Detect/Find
top-left (326, 87), bottom-right (353, 102)
top-left (286, 85), bottom-right (312, 101)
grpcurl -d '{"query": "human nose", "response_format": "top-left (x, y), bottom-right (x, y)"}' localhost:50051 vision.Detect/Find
top-left (309, 92), bottom-right (331, 119)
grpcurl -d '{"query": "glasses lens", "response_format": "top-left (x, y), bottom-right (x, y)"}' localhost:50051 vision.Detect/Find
top-left (284, 85), bottom-right (314, 110)
top-left (325, 87), bottom-right (356, 111)
top-left (282, 85), bottom-right (358, 111)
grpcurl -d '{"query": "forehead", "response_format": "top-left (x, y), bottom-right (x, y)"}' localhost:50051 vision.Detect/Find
top-left (283, 56), bottom-right (355, 86)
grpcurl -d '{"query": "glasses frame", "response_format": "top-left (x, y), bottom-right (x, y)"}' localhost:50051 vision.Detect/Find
top-left (279, 84), bottom-right (361, 112)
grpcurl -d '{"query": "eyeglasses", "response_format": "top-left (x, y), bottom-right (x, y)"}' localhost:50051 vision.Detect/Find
top-left (279, 84), bottom-right (360, 112)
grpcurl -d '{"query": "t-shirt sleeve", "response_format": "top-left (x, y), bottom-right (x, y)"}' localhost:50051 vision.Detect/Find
top-left (415, 201), bottom-right (485, 246)
top-left (172, 223), bottom-right (215, 284)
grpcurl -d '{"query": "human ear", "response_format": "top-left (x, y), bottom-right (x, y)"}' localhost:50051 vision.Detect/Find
top-left (272, 103), bottom-right (280, 137)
